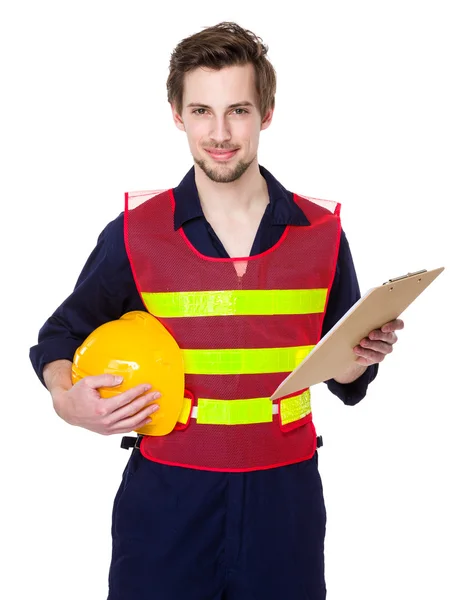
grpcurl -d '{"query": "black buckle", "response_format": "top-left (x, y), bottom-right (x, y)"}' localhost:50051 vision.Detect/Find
top-left (120, 435), bottom-right (142, 450)
top-left (317, 435), bottom-right (323, 448)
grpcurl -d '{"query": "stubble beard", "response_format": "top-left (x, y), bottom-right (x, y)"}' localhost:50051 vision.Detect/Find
top-left (194, 153), bottom-right (256, 183)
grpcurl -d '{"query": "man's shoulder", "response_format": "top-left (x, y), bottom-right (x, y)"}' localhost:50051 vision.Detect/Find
top-left (100, 211), bottom-right (124, 237)
top-left (95, 212), bottom-right (126, 256)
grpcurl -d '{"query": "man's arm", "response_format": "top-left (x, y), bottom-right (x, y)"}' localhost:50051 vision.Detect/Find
top-left (322, 230), bottom-right (378, 405)
top-left (29, 213), bottom-right (146, 387)
top-left (43, 359), bottom-right (74, 400)
top-left (30, 215), bottom-right (160, 434)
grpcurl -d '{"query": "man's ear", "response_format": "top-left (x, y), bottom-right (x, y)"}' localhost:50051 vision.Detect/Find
top-left (171, 103), bottom-right (186, 132)
top-left (260, 106), bottom-right (274, 131)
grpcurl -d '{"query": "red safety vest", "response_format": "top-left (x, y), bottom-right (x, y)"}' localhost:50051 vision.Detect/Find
top-left (125, 187), bottom-right (342, 472)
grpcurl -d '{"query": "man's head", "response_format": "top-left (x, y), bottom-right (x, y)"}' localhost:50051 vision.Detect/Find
top-left (167, 22), bottom-right (276, 183)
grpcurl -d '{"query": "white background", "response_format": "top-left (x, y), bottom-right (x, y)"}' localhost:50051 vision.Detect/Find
top-left (1, 1), bottom-right (473, 598)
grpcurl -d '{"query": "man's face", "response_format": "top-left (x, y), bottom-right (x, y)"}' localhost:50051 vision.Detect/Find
top-left (172, 63), bottom-right (273, 183)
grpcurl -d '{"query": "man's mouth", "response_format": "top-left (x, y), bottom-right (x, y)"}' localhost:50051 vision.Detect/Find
top-left (205, 148), bottom-right (239, 161)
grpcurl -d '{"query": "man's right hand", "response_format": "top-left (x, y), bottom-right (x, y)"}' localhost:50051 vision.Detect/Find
top-left (52, 373), bottom-right (160, 435)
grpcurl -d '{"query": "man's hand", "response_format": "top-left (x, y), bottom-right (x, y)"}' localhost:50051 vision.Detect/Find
top-left (353, 318), bottom-right (405, 366)
top-left (333, 318), bottom-right (404, 384)
top-left (53, 374), bottom-right (161, 436)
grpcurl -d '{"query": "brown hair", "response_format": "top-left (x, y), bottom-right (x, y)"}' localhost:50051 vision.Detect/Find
top-left (167, 22), bottom-right (276, 119)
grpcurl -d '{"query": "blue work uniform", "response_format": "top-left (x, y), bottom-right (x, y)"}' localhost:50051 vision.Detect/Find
top-left (30, 165), bottom-right (378, 599)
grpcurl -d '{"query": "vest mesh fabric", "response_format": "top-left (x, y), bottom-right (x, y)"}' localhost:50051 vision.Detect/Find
top-left (125, 189), bottom-right (342, 471)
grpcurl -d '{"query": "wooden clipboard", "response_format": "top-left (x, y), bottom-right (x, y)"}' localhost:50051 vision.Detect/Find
top-left (270, 267), bottom-right (445, 401)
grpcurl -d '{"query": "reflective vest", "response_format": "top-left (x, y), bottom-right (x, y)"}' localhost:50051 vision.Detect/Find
top-left (125, 187), bottom-right (342, 472)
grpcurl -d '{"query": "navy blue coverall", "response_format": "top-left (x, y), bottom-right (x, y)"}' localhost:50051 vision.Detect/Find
top-left (30, 164), bottom-right (378, 599)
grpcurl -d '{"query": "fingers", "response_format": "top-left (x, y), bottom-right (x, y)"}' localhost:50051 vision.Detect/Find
top-left (94, 382), bottom-right (161, 435)
top-left (80, 376), bottom-right (156, 410)
top-left (83, 373), bottom-right (124, 389)
top-left (381, 318), bottom-right (404, 333)
top-left (109, 389), bottom-right (161, 424)
top-left (359, 333), bottom-right (398, 354)
top-left (368, 330), bottom-right (397, 343)
top-left (355, 318), bottom-right (403, 364)
top-left (368, 319), bottom-right (403, 342)
top-left (104, 383), bottom-right (156, 412)
top-left (359, 338), bottom-right (393, 354)
top-left (354, 345), bottom-right (386, 364)
top-left (106, 398), bottom-right (160, 433)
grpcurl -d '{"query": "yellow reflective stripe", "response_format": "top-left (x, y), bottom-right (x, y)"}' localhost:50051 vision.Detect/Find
top-left (175, 392), bottom-right (312, 425)
top-left (280, 389), bottom-right (311, 426)
top-left (195, 391), bottom-right (311, 425)
top-left (142, 289), bottom-right (328, 318)
top-left (197, 397), bottom-right (273, 425)
top-left (183, 345), bottom-right (314, 375)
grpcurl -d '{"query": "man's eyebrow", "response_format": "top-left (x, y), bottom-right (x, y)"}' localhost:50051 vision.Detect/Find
top-left (186, 101), bottom-right (255, 109)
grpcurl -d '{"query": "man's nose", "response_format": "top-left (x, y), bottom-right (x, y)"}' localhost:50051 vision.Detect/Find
top-left (209, 116), bottom-right (232, 143)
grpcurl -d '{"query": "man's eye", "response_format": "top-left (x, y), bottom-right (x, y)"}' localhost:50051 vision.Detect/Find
top-left (192, 108), bottom-right (248, 115)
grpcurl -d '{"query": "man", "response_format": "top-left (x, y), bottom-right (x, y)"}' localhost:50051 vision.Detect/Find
top-left (30, 21), bottom-right (404, 600)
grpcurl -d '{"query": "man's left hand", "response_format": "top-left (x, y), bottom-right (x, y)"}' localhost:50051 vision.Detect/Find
top-left (353, 318), bottom-right (405, 366)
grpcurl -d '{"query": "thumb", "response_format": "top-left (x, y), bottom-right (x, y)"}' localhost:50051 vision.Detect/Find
top-left (83, 373), bottom-right (124, 389)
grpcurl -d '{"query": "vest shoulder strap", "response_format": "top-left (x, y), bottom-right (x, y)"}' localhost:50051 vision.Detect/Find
top-left (126, 189), bottom-right (168, 210)
top-left (295, 192), bottom-right (341, 215)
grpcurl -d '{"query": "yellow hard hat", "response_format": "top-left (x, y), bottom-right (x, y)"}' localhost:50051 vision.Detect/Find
top-left (71, 311), bottom-right (185, 436)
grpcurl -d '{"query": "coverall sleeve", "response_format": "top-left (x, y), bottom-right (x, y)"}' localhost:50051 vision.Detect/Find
top-left (321, 230), bottom-right (379, 405)
top-left (29, 213), bottom-right (145, 387)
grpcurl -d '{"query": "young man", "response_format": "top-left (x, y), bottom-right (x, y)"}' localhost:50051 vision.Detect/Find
top-left (30, 21), bottom-right (404, 600)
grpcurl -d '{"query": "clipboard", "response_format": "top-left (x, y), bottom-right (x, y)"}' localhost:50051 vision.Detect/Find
top-left (270, 267), bottom-right (445, 401)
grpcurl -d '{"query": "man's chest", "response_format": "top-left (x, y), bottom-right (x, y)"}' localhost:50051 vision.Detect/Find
top-left (207, 215), bottom-right (263, 258)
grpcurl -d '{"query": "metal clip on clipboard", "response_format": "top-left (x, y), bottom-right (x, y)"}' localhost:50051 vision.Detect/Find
top-left (383, 269), bottom-right (428, 285)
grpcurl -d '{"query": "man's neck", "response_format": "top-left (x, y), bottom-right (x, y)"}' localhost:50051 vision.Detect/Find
top-left (194, 160), bottom-right (269, 219)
